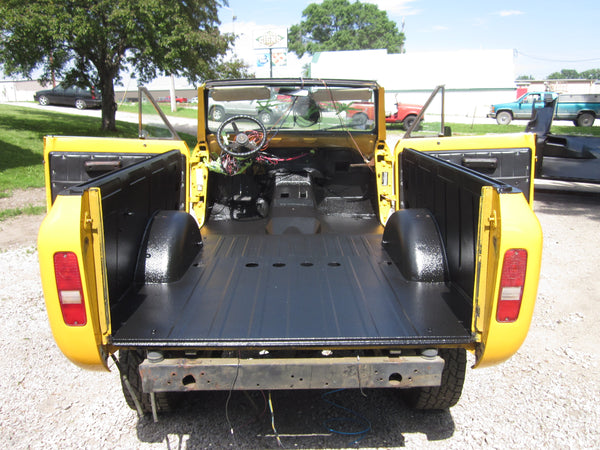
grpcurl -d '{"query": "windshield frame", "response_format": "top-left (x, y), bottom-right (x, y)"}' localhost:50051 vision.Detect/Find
top-left (203, 78), bottom-right (381, 136)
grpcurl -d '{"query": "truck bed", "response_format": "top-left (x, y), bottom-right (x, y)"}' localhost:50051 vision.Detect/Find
top-left (112, 232), bottom-right (472, 348)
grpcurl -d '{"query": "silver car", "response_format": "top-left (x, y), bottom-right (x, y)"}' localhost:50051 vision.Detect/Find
top-left (208, 93), bottom-right (289, 125)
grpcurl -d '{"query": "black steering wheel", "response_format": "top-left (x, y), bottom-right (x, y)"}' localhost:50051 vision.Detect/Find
top-left (216, 115), bottom-right (267, 158)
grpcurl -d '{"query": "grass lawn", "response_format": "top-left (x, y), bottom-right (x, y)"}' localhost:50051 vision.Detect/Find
top-left (387, 120), bottom-right (600, 137)
top-left (1, 103), bottom-right (598, 200)
top-left (0, 104), bottom-right (196, 195)
top-left (118, 102), bottom-right (198, 119)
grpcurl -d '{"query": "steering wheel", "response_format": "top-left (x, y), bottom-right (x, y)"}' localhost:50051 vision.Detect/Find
top-left (216, 115), bottom-right (267, 158)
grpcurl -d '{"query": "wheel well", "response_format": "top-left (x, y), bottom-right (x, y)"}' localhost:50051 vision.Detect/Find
top-left (578, 110), bottom-right (596, 117)
top-left (497, 109), bottom-right (512, 117)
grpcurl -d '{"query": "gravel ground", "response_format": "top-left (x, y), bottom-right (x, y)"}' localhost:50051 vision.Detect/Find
top-left (0, 187), bottom-right (599, 449)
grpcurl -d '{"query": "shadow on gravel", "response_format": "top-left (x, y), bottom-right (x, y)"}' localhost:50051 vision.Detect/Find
top-left (534, 188), bottom-right (600, 223)
top-left (134, 389), bottom-right (455, 448)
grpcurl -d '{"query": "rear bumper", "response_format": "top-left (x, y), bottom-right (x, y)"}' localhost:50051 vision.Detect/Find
top-left (139, 355), bottom-right (444, 392)
top-left (85, 99), bottom-right (102, 108)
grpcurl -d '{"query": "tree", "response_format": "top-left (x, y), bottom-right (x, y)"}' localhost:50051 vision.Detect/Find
top-left (288, 0), bottom-right (405, 57)
top-left (547, 69), bottom-right (580, 80)
top-left (0, 0), bottom-right (250, 131)
top-left (546, 68), bottom-right (600, 80)
top-left (580, 69), bottom-right (600, 80)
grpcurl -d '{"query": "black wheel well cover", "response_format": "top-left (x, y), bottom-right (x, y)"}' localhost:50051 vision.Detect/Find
top-left (135, 210), bottom-right (202, 284)
top-left (382, 209), bottom-right (447, 282)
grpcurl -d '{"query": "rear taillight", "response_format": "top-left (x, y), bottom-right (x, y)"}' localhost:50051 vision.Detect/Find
top-left (496, 249), bottom-right (527, 323)
top-left (54, 252), bottom-right (87, 326)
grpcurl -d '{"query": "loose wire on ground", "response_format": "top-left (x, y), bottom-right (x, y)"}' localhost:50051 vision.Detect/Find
top-left (225, 350), bottom-right (241, 442)
top-left (268, 391), bottom-right (284, 448)
top-left (322, 389), bottom-right (372, 445)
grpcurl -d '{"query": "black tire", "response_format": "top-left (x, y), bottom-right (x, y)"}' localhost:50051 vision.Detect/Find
top-left (258, 109), bottom-right (273, 124)
top-left (576, 112), bottom-right (595, 127)
top-left (403, 348), bottom-right (467, 410)
top-left (351, 112), bottom-right (369, 127)
top-left (75, 99), bottom-right (87, 110)
top-left (402, 114), bottom-right (419, 131)
top-left (118, 350), bottom-right (180, 414)
top-left (38, 95), bottom-right (49, 106)
top-left (209, 105), bottom-right (225, 121)
top-left (496, 111), bottom-right (512, 125)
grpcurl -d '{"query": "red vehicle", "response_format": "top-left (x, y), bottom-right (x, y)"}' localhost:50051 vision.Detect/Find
top-left (157, 96), bottom-right (188, 103)
top-left (346, 101), bottom-right (423, 130)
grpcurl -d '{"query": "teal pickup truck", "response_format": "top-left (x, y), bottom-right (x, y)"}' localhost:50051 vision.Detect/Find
top-left (489, 92), bottom-right (600, 127)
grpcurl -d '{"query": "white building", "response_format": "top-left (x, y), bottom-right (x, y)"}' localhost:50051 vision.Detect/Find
top-left (310, 48), bottom-right (517, 120)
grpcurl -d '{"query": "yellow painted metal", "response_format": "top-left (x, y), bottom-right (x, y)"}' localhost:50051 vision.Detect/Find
top-left (197, 86), bottom-right (207, 145)
top-left (374, 141), bottom-right (396, 225)
top-left (191, 86), bottom-right (210, 227)
top-left (373, 87), bottom-right (397, 225)
top-left (391, 132), bottom-right (542, 367)
top-left (87, 188), bottom-right (111, 344)
top-left (43, 135), bottom-right (191, 210)
top-left (393, 133), bottom-right (537, 207)
top-left (38, 193), bottom-right (109, 370)
top-left (472, 191), bottom-right (542, 367)
top-left (40, 135), bottom-right (194, 367)
top-left (376, 86), bottom-right (387, 143)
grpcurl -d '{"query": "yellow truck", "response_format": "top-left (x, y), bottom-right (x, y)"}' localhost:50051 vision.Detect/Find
top-left (38, 79), bottom-right (542, 418)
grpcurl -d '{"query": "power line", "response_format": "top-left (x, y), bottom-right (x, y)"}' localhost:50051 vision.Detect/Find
top-left (515, 49), bottom-right (600, 64)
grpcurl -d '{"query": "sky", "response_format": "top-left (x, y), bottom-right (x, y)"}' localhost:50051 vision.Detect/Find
top-left (219, 0), bottom-right (600, 79)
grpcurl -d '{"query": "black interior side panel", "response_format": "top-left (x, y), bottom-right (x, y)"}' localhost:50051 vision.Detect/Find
top-left (48, 152), bottom-right (154, 203)
top-left (64, 150), bottom-right (184, 317)
top-left (428, 148), bottom-right (532, 202)
top-left (401, 148), bottom-right (510, 321)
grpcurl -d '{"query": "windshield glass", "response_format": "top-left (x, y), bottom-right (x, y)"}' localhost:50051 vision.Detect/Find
top-left (205, 81), bottom-right (377, 134)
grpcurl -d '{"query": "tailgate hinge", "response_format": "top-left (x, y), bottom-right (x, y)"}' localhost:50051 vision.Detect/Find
top-left (487, 210), bottom-right (498, 229)
top-left (84, 211), bottom-right (94, 230)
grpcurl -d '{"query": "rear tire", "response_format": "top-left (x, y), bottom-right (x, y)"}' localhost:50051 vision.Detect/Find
top-left (496, 111), bottom-right (512, 125)
top-left (351, 112), bottom-right (369, 127)
top-left (402, 348), bottom-right (467, 410)
top-left (75, 99), bottom-right (87, 110)
top-left (209, 105), bottom-right (225, 121)
top-left (576, 112), bottom-right (595, 127)
top-left (402, 114), bottom-right (419, 131)
top-left (118, 350), bottom-right (180, 414)
top-left (258, 109), bottom-right (273, 124)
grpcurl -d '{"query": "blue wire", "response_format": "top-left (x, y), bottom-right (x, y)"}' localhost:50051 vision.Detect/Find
top-left (321, 389), bottom-right (372, 445)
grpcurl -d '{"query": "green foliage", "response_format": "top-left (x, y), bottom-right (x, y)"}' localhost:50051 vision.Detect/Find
top-left (517, 75), bottom-right (535, 81)
top-left (0, 0), bottom-right (250, 131)
top-left (580, 68), bottom-right (600, 79)
top-left (0, 104), bottom-right (197, 193)
top-left (547, 68), bottom-right (600, 80)
top-left (0, 206), bottom-right (46, 222)
top-left (117, 102), bottom-right (199, 120)
top-left (0, 104), bottom-right (138, 192)
top-left (288, 0), bottom-right (405, 57)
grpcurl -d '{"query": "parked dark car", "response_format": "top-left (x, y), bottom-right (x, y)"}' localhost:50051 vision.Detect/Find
top-left (34, 84), bottom-right (102, 110)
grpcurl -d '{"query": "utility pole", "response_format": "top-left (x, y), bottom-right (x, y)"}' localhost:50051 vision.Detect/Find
top-left (170, 74), bottom-right (176, 113)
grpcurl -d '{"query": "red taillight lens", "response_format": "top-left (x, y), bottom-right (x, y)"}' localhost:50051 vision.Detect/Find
top-left (54, 252), bottom-right (87, 326)
top-left (496, 249), bottom-right (527, 323)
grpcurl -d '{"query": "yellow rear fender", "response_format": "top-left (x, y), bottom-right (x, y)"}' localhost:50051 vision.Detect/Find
top-left (473, 190), bottom-right (543, 367)
top-left (38, 192), bottom-right (109, 370)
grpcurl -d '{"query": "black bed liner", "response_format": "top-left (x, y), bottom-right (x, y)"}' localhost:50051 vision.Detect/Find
top-left (112, 233), bottom-right (473, 348)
